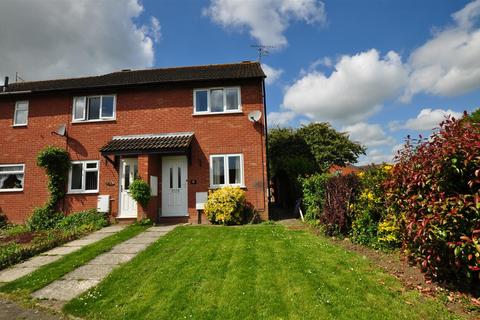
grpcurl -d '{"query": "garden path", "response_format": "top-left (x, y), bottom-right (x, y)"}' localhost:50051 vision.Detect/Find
top-left (0, 225), bottom-right (126, 283)
top-left (31, 225), bottom-right (177, 303)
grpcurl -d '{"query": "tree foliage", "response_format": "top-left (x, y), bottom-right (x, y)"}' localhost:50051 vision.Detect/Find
top-left (268, 123), bottom-right (365, 207)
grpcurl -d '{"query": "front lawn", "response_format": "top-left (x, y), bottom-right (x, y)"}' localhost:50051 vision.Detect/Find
top-left (64, 225), bottom-right (460, 320)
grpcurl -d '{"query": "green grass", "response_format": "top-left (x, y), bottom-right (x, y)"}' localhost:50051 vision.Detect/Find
top-left (0, 224), bottom-right (148, 296)
top-left (64, 225), bottom-right (460, 320)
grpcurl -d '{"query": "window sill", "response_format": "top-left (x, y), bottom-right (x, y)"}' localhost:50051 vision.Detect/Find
top-left (12, 124), bottom-right (27, 127)
top-left (209, 185), bottom-right (246, 189)
top-left (192, 111), bottom-right (243, 116)
top-left (0, 189), bottom-right (24, 193)
top-left (72, 119), bottom-right (116, 124)
top-left (67, 190), bottom-right (99, 195)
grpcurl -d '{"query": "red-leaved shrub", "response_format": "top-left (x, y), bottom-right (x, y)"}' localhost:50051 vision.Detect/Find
top-left (321, 174), bottom-right (360, 236)
top-left (385, 114), bottom-right (480, 284)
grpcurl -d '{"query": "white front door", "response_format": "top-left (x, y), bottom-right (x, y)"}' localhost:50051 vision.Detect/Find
top-left (162, 156), bottom-right (188, 216)
top-left (118, 158), bottom-right (138, 218)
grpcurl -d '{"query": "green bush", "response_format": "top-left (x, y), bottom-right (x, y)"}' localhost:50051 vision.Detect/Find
top-left (0, 229), bottom-right (78, 270)
top-left (26, 207), bottom-right (64, 231)
top-left (36, 146), bottom-right (70, 211)
top-left (204, 187), bottom-right (246, 225)
top-left (56, 209), bottom-right (108, 232)
top-left (350, 164), bottom-right (401, 250)
top-left (129, 179), bottom-right (151, 207)
top-left (299, 173), bottom-right (330, 221)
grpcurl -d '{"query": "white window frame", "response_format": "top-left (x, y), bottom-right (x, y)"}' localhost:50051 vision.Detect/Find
top-left (209, 154), bottom-right (244, 188)
top-left (68, 160), bottom-right (100, 194)
top-left (0, 164), bottom-right (25, 192)
top-left (13, 101), bottom-right (29, 126)
top-left (72, 94), bottom-right (116, 122)
top-left (193, 87), bottom-right (241, 115)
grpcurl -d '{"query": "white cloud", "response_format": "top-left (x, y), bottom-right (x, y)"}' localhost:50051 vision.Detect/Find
top-left (342, 122), bottom-right (396, 148)
top-left (0, 0), bottom-right (160, 83)
top-left (262, 63), bottom-right (283, 85)
top-left (267, 111), bottom-right (296, 127)
top-left (390, 108), bottom-right (463, 131)
top-left (402, 0), bottom-right (480, 100)
top-left (283, 49), bottom-right (408, 124)
top-left (357, 147), bottom-right (396, 166)
top-left (203, 0), bottom-right (326, 47)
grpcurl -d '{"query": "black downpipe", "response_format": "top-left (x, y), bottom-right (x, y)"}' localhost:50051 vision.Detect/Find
top-left (262, 79), bottom-right (270, 204)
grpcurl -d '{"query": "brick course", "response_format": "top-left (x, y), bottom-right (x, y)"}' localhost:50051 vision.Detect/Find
top-left (0, 79), bottom-right (268, 223)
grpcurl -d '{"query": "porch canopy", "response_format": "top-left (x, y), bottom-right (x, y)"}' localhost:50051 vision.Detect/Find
top-left (100, 132), bottom-right (194, 156)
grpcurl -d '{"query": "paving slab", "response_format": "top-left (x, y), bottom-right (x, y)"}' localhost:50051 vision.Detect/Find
top-left (109, 243), bottom-right (149, 254)
top-left (41, 246), bottom-right (82, 256)
top-left (81, 232), bottom-right (112, 240)
top-left (64, 264), bottom-right (115, 281)
top-left (0, 267), bottom-right (37, 282)
top-left (94, 225), bottom-right (126, 233)
top-left (32, 279), bottom-right (100, 301)
top-left (122, 237), bottom-right (158, 245)
top-left (63, 238), bottom-right (99, 247)
top-left (88, 253), bottom-right (136, 265)
top-left (147, 226), bottom-right (177, 232)
top-left (17, 255), bottom-right (63, 268)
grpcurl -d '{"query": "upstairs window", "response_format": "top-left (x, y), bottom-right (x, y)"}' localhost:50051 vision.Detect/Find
top-left (0, 164), bottom-right (24, 192)
top-left (194, 87), bottom-right (241, 114)
top-left (68, 161), bottom-right (99, 193)
top-left (73, 95), bottom-right (115, 122)
top-left (13, 101), bottom-right (29, 126)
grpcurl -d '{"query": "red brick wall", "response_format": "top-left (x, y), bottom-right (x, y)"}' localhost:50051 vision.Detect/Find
top-left (0, 79), bottom-right (268, 223)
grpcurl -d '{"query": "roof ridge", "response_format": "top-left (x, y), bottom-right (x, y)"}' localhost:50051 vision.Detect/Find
top-left (7, 61), bottom-right (259, 85)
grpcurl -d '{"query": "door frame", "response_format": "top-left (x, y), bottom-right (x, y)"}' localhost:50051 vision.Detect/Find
top-left (118, 157), bottom-right (138, 218)
top-left (161, 155), bottom-right (188, 217)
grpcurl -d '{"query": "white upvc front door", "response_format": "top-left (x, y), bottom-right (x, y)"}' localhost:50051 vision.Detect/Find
top-left (118, 158), bottom-right (138, 218)
top-left (161, 156), bottom-right (188, 216)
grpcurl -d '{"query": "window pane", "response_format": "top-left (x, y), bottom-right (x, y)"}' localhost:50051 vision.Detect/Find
top-left (71, 164), bottom-right (83, 190)
top-left (228, 156), bottom-right (241, 184)
top-left (15, 110), bottom-right (28, 125)
top-left (212, 157), bottom-right (225, 185)
top-left (195, 90), bottom-right (208, 112)
top-left (87, 97), bottom-right (101, 120)
top-left (16, 102), bottom-right (28, 111)
top-left (0, 165), bottom-right (23, 172)
top-left (101, 96), bottom-right (114, 118)
top-left (74, 97), bottom-right (86, 120)
top-left (86, 162), bottom-right (97, 169)
top-left (178, 167), bottom-right (181, 188)
top-left (124, 164), bottom-right (130, 190)
top-left (210, 89), bottom-right (224, 112)
top-left (0, 173), bottom-right (23, 189)
top-left (133, 164), bottom-right (138, 180)
top-left (85, 171), bottom-right (98, 190)
top-left (225, 89), bottom-right (239, 110)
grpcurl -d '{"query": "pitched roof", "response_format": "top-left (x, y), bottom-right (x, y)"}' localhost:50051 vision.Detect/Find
top-left (1, 62), bottom-right (265, 94)
top-left (100, 132), bottom-right (194, 155)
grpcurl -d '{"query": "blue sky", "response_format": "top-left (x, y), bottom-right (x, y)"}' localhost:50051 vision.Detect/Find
top-left (1, 0), bottom-right (479, 164)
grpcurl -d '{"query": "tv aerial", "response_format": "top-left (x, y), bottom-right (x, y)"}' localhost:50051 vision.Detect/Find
top-left (250, 45), bottom-right (275, 62)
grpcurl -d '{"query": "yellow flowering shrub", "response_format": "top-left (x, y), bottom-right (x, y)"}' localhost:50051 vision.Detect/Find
top-left (204, 187), bottom-right (246, 225)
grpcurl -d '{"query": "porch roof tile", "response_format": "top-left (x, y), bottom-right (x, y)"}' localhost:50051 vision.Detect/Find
top-left (100, 132), bottom-right (194, 155)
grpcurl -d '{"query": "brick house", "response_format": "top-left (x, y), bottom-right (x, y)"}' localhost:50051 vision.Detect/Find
top-left (0, 62), bottom-right (268, 224)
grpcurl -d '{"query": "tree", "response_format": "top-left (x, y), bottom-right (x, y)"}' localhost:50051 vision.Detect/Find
top-left (298, 123), bottom-right (366, 171)
top-left (268, 123), bottom-right (365, 208)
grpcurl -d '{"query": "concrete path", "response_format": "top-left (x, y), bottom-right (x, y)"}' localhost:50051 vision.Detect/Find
top-left (0, 298), bottom-right (66, 320)
top-left (0, 225), bottom-right (126, 284)
top-left (31, 225), bottom-right (177, 302)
